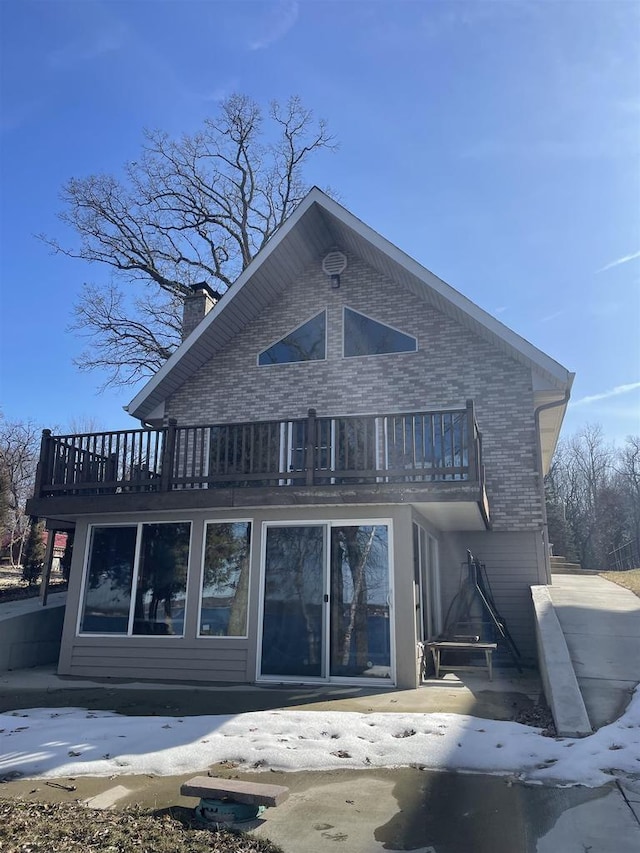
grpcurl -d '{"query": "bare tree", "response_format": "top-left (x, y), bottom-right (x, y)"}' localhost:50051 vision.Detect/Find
top-left (41, 94), bottom-right (336, 388)
top-left (546, 425), bottom-right (640, 569)
top-left (0, 416), bottom-right (41, 567)
top-left (616, 435), bottom-right (640, 555)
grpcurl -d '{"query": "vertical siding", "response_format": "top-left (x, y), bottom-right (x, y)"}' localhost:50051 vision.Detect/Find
top-left (440, 530), bottom-right (543, 661)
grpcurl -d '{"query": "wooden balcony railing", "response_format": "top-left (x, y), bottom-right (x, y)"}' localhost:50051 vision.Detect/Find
top-left (33, 401), bottom-right (485, 499)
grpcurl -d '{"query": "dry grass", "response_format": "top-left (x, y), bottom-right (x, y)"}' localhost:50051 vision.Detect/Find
top-left (599, 569), bottom-right (640, 598)
top-left (0, 566), bottom-right (26, 589)
top-left (0, 799), bottom-right (283, 853)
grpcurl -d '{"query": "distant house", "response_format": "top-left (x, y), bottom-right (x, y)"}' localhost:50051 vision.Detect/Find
top-left (0, 530), bottom-right (66, 570)
top-left (27, 189), bottom-right (573, 688)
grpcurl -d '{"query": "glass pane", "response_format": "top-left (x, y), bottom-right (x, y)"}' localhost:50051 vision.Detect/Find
top-left (344, 308), bottom-right (416, 357)
top-left (80, 526), bottom-right (136, 634)
top-left (133, 523), bottom-right (190, 636)
top-left (419, 527), bottom-right (432, 639)
top-left (259, 312), bottom-right (326, 365)
top-left (330, 525), bottom-right (391, 678)
top-left (413, 523), bottom-right (423, 642)
top-left (261, 526), bottom-right (324, 677)
top-left (428, 536), bottom-right (440, 635)
top-left (200, 522), bottom-right (251, 636)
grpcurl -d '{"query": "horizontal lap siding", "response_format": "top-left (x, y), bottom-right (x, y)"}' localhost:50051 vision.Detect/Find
top-left (66, 640), bottom-right (250, 683)
top-left (441, 531), bottom-right (542, 660)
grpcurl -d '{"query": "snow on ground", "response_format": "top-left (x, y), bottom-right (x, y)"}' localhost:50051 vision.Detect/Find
top-left (1, 687), bottom-right (639, 788)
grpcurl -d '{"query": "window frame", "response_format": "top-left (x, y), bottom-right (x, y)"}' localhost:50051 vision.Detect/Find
top-left (342, 306), bottom-right (418, 359)
top-left (257, 309), bottom-right (327, 367)
top-left (77, 521), bottom-right (192, 638)
top-left (197, 518), bottom-right (253, 639)
top-left (256, 517), bottom-right (396, 685)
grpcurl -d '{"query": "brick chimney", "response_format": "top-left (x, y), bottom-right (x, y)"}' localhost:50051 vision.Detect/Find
top-left (182, 282), bottom-right (217, 341)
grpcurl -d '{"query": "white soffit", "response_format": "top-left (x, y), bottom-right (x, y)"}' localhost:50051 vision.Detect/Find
top-left (127, 188), bottom-right (573, 421)
top-left (536, 384), bottom-right (574, 474)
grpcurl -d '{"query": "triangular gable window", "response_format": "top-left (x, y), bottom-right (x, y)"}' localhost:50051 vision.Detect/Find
top-left (258, 311), bottom-right (326, 365)
top-left (344, 307), bottom-right (417, 357)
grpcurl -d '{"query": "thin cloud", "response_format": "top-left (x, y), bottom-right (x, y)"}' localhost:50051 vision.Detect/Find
top-left (571, 382), bottom-right (640, 408)
top-left (47, 27), bottom-right (127, 68)
top-left (185, 81), bottom-right (241, 104)
top-left (46, 20), bottom-right (129, 68)
top-left (596, 251), bottom-right (640, 274)
top-left (249, 0), bottom-right (298, 50)
top-left (540, 310), bottom-right (564, 323)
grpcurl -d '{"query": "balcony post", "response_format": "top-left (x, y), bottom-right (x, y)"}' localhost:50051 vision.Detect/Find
top-left (39, 525), bottom-right (56, 606)
top-left (160, 419), bottom-right (177, 492)
top-left (305, 408), bottom-right (317, 486)
top-left (34, 429), bottom-right (52, 498)
top-left (465, 400), bottom-right (477, 481)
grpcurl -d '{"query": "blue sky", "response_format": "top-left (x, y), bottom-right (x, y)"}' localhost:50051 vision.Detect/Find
top-left (0, 0), bottom-right (639, 443)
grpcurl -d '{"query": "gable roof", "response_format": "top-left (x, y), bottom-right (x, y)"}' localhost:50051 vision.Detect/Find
top-left (126, 188), bottom-right (573, 465)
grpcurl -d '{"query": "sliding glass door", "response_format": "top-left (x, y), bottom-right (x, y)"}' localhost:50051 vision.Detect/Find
top-left (329, 525), bottom-right (390, 678)
top-left (261, 525), bottom-right (325, 678)
top-left (260, 522), bottom-right (392, 682)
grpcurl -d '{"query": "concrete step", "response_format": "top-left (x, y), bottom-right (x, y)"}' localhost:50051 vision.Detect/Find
top-left (550, 557), bottom-right (587, 574)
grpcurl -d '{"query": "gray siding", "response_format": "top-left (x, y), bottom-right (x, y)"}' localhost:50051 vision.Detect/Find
top-left (167, 253), bottom-right (542, 532)
top-left (439, 530), bottom-right (545, 661)
top-left (66, 641), bottom-right (249, 683)
top-left (59, 506), bottom-right (421, 687)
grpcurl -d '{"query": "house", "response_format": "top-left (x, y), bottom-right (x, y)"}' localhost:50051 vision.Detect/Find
top-left (27, 188), bottom-right (574, 688)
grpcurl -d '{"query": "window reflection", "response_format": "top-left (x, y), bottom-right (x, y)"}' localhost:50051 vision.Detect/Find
top-left (344, 307), bottom-right (416, 357)
top-left (133, 523), bottom-right (190, 635)
top-left (200, 522), bottom-right (251, 636)
top-left (258, 311), bottom-right (326, 365)
top-left (80, 522), bottom-right (190, 636)
top-left (80, 526), bottom-right (136, 634)
top-left (261, 526), bottom-right (324, 677)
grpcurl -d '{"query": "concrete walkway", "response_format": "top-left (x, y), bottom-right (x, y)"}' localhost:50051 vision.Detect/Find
top-left (0, 662), bottom-right (543, 720)
top-left (548, 574), bottom-right (640, 729)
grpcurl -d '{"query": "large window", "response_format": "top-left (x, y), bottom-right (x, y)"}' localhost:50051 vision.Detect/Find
top-left (79, 523), bottom-right (191, 636)
top-left (79, 526), bottom-right (136, 634)
top-left (199, 521), bottom-right (251, 637)
top-left (258, 311), bottom-right (326, 365)
top-left (344, 307), bottom-right (417, 357)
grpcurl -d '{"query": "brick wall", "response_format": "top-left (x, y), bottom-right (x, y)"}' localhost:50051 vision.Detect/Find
top-left (167, 253), bottom-right (542, 531)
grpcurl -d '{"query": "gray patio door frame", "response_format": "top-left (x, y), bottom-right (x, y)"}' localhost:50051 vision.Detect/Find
top-left (257, 519), bottom-right (395, 686)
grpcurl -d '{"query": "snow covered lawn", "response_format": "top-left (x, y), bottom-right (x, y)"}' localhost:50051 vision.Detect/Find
top-left (2, 687), bottom-right (639, 788)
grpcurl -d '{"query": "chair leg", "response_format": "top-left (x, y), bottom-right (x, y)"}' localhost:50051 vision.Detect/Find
top-left (431, 648), bottom-right (440, 678)
top-left (486, 650), bottom-right (493, 681)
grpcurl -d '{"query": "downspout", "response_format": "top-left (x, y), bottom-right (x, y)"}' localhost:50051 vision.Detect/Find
top-left (534, 390), bottom-right (570, 584)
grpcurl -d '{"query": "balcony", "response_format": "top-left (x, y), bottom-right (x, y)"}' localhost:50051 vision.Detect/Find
top-left (27, 402), bottom-right (490, 528)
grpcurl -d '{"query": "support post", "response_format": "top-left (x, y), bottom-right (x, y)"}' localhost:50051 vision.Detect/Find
top-left (39, 526), bottom-right (56, 606)
top-left (34, 429), bottom-right (52, 498)
top-left (160, 419), bottom-right (177, 492)
top-left (465, 399), bottom-right (477, 481)
top-left (305, 408), bottom-right (317, 486)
